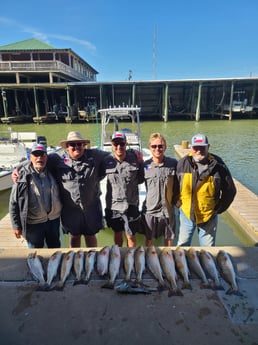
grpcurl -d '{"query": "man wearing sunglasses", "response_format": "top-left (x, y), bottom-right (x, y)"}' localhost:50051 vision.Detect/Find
top-left (104, 131), bottom-right (144, 247)
top-left (48, 131), bottom-right (109, 248)
top-left (9, 143), bottom-right (62, 248)
top-left (142, 133), bottom-right (179, 247)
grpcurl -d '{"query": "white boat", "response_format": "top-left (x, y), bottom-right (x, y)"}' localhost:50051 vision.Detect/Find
top-left (99, 106), bottom-right (151, 158)
top-left (98, 106), bottom-right (152, 211)
top-left (0, 130), bottom-right (63, 191)
top-left (0, 131), bottom-right (28, 191)
top-left (223, 91), bottom-right (254, 113)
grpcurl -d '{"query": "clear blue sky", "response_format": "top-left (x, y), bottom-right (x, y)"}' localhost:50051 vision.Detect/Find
top-left (1, 0), bottom-right (258, 81)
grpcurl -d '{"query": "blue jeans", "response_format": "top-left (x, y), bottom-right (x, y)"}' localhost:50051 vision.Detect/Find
top-left (26, 218), bottom-right (61, 248)
top-left (177, 209), bottom-right (218, 247)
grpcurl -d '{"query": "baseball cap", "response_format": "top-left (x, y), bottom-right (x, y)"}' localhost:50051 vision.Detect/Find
top-left (31, 143), bottom-right (47, 153)
top-left (191, 134), bottom-right (209, 147)
top-left (111, 131), bottom-right (126, 141)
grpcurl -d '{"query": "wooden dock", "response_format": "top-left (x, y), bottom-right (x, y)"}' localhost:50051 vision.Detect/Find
top-left (174, 144), bottom-right (258, 245)
top-left (0, 214), bottom-right (28, 248)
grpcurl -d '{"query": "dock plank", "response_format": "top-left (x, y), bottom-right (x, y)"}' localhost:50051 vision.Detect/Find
top-left (0, 214), bottom-right (27, 248)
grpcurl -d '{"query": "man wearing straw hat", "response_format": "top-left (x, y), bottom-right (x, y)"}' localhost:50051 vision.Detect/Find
top-left (46, 131), bottom-right (109, 247)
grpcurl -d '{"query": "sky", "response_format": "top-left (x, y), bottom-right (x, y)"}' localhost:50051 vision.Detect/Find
top-left (1, 0), bottom-right (258, 82)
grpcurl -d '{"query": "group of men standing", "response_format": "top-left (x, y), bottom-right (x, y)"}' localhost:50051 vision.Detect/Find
top-left (9, 130), bottom-right (236, 249)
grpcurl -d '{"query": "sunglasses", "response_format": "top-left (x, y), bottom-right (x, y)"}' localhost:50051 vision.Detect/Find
top-left (68, 142), bottom-right (84, 148)
top-left (32, 151), bottom-right (46, 157)
top-left (113, 142), bottom-right (126, 147)
top-left (150, 144), bottom-right (164, 149)
top-left (192, 146), bottom-right (207, 151)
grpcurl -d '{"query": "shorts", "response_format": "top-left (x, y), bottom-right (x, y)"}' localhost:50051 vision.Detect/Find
top-left (105, 205), bottom-right (142, 235)
top-left (142, 213), bottom-right (175, 241)
top-left (61, 202), bottom-right (103, 236)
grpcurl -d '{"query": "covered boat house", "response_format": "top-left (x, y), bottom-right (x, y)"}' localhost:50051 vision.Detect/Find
top-left (1, 38), bottom-right (258, 123)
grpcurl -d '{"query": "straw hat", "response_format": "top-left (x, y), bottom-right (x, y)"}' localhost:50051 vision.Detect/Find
top-left (60, 131), bottom-right (90, 148)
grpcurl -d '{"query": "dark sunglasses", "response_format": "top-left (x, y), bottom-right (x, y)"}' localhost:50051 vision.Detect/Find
top-left (68, 142), bottom-right (83, 148)
top-left (32, 151), bottom-right (46, 157)
top-left (192, 146), bottom-right (207, 151)
top-left (113, 142), bottom-right (126, 147)
top-left (151, 144), bottom-right (164, 149)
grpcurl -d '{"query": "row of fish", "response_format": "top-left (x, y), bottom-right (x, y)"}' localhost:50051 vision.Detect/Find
top-left (27, 245), bottom-right (242, 296)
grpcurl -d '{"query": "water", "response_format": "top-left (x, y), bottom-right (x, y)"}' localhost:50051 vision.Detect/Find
top-left (1, 119), bottom-right (257, 246)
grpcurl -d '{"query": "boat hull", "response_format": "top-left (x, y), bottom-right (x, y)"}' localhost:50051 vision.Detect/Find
top-left (0, 170), bottom-right (13, 191)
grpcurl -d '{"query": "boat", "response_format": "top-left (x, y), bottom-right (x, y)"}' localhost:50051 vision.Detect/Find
top-left (0, 130), bottom-right (63, 191)
top-left (98, 106), bottom-right (152, 210)
top-left (223, 91), bottom-right (254, 114)
top-left (98, 106), bottom-right (151, 158)
top-left (0, 131), bottom-right (28, 191)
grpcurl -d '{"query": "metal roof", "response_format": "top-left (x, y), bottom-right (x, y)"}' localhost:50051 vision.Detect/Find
top-left (0, 38), bottom-right (55, 51)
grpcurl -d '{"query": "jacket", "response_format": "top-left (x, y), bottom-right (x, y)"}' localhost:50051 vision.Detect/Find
top-left (9, 162), bottom-right (62, 238)
top-left (177, 152), bottom-right (236, 224)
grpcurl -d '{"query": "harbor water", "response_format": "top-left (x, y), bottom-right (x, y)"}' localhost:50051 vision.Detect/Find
top-left (1, 118), bottom-right (257, 246)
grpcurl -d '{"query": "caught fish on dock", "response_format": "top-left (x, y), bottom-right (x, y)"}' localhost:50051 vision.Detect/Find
top-left (56, 250), bottom-right (75, 290)
top-left (73, 250), bottom-right (85, 285)
top-left (27, 251), bottom-right (46, 289)
top-left (199, 250), bottom-right (224, 291)
top-left (216, 250), bottom-right (243, 296)
top-left (173, 247), bottom-right (192, 290)
top-left (102, 244), bottom-right (121, 289)
top-left (45, 251), bottom-right (63, 290)
top-left (146, 246), bottom-right (167, 290)
top-left (159, 248), bottom-right (183, 297)
top-left (134, 246), bottom-right (146, 284)
top-left (115, 281), bottom-right (152, 294)
top-left (84, 250), bottom-right (96, 284)
top-left (124, 247), bottom-right (135, 282)
top-left (97, 246), bottom-right (110, 277)
top-left (186, 248), bottom-right (211, 289)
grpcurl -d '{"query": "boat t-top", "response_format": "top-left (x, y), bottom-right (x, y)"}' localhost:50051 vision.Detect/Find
top-left (98, 106), bottom-right (151, 211)
top-left (98, 106), bottom-right (151, 159)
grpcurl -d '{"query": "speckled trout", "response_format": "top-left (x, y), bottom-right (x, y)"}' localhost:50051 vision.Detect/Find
top-left (134, 246), bottom-right (146, 284)
top-left (73, 250), bottom-right (85, 285)
top-left (124, 247), bottom-right (135, 282)
top-left (27, 251), bottom-right (46, 289)
top-left (186, 248), bottom-right (211, 289)
top-left (199, 250), bottom-right (223, 290)
top-left (84, 250), bottom-right (96, 284)
top-left (56, 250), bottom-right (75, 290)
top-left (45, 250), bottom-right (62, 290)
top-left (97, 246), bottom-right (110, 277)
top-left (102, 244), bottom-right (121, 289)
top-left (216, 250), bottom-right (242, 296)
top-left (146, 246), bottom-right (167, 289)
top-left (159, 248), bottom-right (183, 297)
top-left (173, 247), bottom-right (192, 290)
